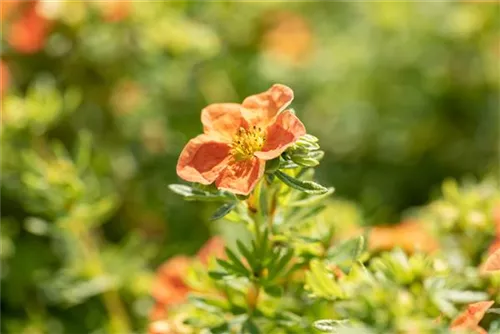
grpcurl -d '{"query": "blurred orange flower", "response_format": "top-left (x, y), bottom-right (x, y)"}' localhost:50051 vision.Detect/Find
top-left (100, 1), bottom-right (130, 22)
top-left (368, 220), bottom-right (439, 253)
top-left (450, 300), bottom-right (494, 334)
top-left (177, 84), bottom-right (305, 195)
top-left (0, 0), bottom-right (19, 21)
top-left (7, 1), bottom-right (51, 54)
top-left (0, 60), bottom-right (10, 96)
top-left (197, 235), bottom-right (225, 266)
top-left (261, 11), bottom-right (313, 65)
top-left (149, 237), bottom-right (226, 322)
top-left (488, 206), bottom-right (500, 255)
top-left (482, 248), bottom-right (500, 273)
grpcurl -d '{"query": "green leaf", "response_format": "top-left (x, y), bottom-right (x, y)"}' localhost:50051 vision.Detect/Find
top-left (289, 187), bottom-right (335, 207)
top-left (275, 170), bottom-right (329, 194)
top-left (224, 247), bottom-right (250, 276)
top-left (313, 319), bottom-right (350, 333)
top-left (290, 155), bottom-right (320, 167)
top-left (209, 322), bottom-right (231, 334)
top-left (208, 271), bottom-right (228, 280)
top-left (440, 290), bottom-right (489, 304)
top-left (305, 260), bottom-right (344, 300)
top-left (279, 160), bottom-right (299, 169)
top-left (295, 138), bottom-right (320, 150)
top-left (265, 158), bottom-right (280, 173)
top-left (326, 236), bottom-right (365, 267)
top-left (267, 248), bottom-right (294, 282)
top-left (290, 150), bottom-right (325, 167)
top-left (302, 134), bottom-right (319, 143)
top-left (288, 205), bottom-right (327, 225)
top-left (263, 285), bottom-right (283, 298)
top-left (237, 241), bottom-right (257, 270)
top-left (169, 184), bottom-right (230, 202)
top-left (190, 295), bottom-right (228, 312)
top-left (258, 182), bottom-right (268, 219)
top-left (216, 259), bottom-right (249, 277)
top-left (257, 229), bottom-right (269, 259)
top-left (242, 318), bottom-right (261, 334)
top-left (210, 202), bottom-right (238, 221)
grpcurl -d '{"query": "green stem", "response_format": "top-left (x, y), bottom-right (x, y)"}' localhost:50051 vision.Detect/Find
top-left (68, 218), bottom-right (131, 333)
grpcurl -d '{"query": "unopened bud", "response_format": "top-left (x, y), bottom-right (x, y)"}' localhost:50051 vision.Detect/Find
top-left (246, 284), bottom-right (260, 310)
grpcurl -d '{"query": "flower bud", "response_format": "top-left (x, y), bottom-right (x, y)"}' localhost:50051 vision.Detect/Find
top-left (246, 284), bottom-right (260, 310)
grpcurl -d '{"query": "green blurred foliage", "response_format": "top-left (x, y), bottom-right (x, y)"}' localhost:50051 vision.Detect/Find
top-left (1, 1), bottom-right (498, 333)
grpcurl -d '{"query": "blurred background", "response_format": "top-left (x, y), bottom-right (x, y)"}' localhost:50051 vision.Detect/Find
top-left (1, 1), bottom-right (498, 333)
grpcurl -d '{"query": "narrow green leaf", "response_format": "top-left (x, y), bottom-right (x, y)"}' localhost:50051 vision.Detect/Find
top-left (279, 160), bottom-right (299, 169)
top-left (257, 229), bottom-right (269, 259)
top-left (275, 170), bottom-right (329, 194)
top-left (224, 247), bottom-right (250, 275)
top-left (305, 260), bottom-right (344, 300)
top-left (263, 285), bottom-right (283, 298)
top-left (313, 319), bottom-right (350, 333)
top-left (295, 138), bottom-right (320, 150)
top-left (210, 202), bottom-right (238, 221)
top-left (290, 155), bottom-right (320, 167)
top-left (237, 241), bottom-right (256, 270)
top-left (259, 182), bottom-right (268, 219)
top-left (288, 205), bottom-right (327, 225)
top-left (326, 236), bottom-right (365, 266)
top-left (289, 187), bottom-right (335, 207)
top-left (242, 319), bottom-right (261, 334)
top-left (209, 323), bottom-right (231, 334)
top-left (169, 184), bottom-right (230, 202)
top-left (216, 259), bottom-right (248, 276)
top-left (208, 271), bottom-right (228, 280)
top-left (189, 295), bottom-right (228, 312)
top-left (267, 248), bottom-right (294, 281)
top-left (302, 134), bottom-right (319, 143)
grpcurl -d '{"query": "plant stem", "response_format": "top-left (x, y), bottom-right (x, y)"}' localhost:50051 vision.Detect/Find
top-left (67, 218), bottom-right (131, 334)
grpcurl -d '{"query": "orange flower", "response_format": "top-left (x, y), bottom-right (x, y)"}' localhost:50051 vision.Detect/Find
top-left (151, 255), bottom-right (191, 316)
top-left (261, 11), bottom-right (314, 65)
top-left (488, 205), bottom-right (500, 255)
top-left (0, 60), bottom-right (9, 96)
top-left (450, 300), bottom-right (494, 333)
top-left (196, 235), bottom-right (225, 266)
top-left (149, 237), bottom-right (226, 321)
top-left (368, 220), bottom-right (439, 253)
top-left (482, 248), bottom-right (500, 273)
top-left (96, 1), bottom-right (130, 22)
top-left (7, 1), bottom-right (50, 54)
top-left (177, 84), bottom-right (306, 195)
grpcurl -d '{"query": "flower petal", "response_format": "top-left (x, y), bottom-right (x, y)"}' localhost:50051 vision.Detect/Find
top-left (215, 157), bottom-right (265, 195)
top-left (201, 103), bottom-right (247, 141)
top-left (483, 248), bottom-right (500, 272)
top-left (176, 135), bottom-right (231, 184)
top-left (196, 236), bottom-right (226, 266)
top-left (242, 84), bottom-right (294, 126)
top-left (254, 110), bottom-right (306, 160)
top-left (451, 301), bottom-right (495, 329)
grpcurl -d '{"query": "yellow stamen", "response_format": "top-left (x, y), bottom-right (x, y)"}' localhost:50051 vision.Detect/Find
top-left (230, 126), bottom-right (266, 161)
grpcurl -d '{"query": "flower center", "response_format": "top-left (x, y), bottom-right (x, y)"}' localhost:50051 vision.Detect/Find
top-left (230, 126), bottom-right (266, 161)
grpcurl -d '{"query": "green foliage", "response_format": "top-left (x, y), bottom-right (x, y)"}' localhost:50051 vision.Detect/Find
top-left (1, 1), bottom-right (498, 333)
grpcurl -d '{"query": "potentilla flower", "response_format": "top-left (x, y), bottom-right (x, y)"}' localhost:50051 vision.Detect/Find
top-left (0, 60), bottom-right (10, 96)
top-left (368, 220), bottom-right (439, 253)
top-left (450, 300), bottom-right (494, 334)
top-left (482, 248), bottom-right (500, 272)
top-left (177, 84), bottom-right (306, 195)
top-left (149, 237), bottom-right (226, 321)
top-left (7, 1), bottom-right (51, 54)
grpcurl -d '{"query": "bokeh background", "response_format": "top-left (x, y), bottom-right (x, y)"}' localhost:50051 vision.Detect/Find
top-left (1, 1), bottom-right (499, 333)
